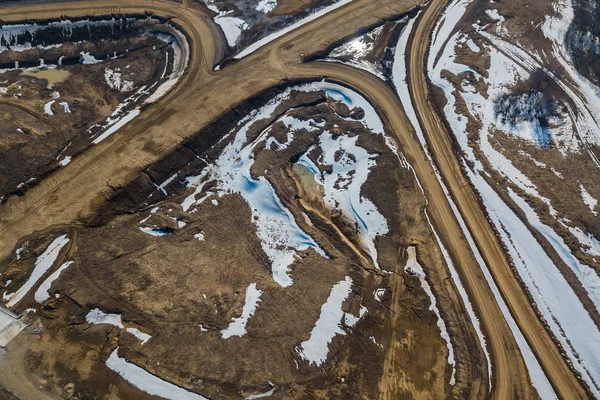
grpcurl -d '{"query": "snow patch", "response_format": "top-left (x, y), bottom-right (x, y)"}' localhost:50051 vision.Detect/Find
top-left (92, 109), bottom-right (140, 144)
top-left (106, 349), bottom-right (208, 400)
top-left (221, 283), bottom-right (262, 339)
top-left (34, 261), bottom-right (72, 303)
top-left (80, 51), bottom-right (102, 64)
top-left (105, 68), bottom-right (134, 92)
top-left (297, 132), bottom-right (388, 268)
top-left (59, 101), bottom-right (71, 113)
top-left (139, 227), bottom-right (169, 237)
top-left (297, 276), bottom-right (352, 366)
top-left (44, 100), bottom-right (55, 115)
top-left (194, 232), bottom-right (205, 241)
top-left (4, 235), bottom-right (69, 307)
top-left (126, 328), bottom-right (152, 344)
top-left (256, 0), bottom-right (277, 14)
top-left (246, 383), bottom-right (275, 399)
top-left (215, 14), bottom-right (248, 47)
top-left (59, 156), bottom-right (71, 167)
top-left (580, 184), bottom-right (598, 215)
top-left (397, 11), bottom-right (556, 397)
top-left (86, 308), bottom-right (123, 328)
top-left (235, 0), bottom-right (355, 59)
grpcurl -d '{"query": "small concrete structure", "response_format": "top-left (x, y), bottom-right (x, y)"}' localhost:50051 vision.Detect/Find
top-left (0, 307), bottom-right (26, 347)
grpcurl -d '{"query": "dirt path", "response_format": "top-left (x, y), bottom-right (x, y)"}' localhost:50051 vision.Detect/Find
top-left (406, 0), bottom-right (589, 398)
top-left (0, 336), bottom-right (60, 400)
top-left (0, 0), bottom-right (587, 398)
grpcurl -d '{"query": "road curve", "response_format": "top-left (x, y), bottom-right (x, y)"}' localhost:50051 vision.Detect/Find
top-left (0, 0), bottom-right (419, 277)
top-left (406, 0), bottom-right (589, 398)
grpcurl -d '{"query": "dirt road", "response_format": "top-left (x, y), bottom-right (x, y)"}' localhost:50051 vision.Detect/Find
top-left (406, 0), bottom-right (589, 398)
top-left (0, 0), bottom-right (587, 398)
top-left (0, 0), bottom-right (418, 258)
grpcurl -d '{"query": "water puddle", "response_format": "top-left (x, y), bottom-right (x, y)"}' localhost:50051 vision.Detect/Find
top-left (20, 68), bottom-right (71, 89)
top-left (292, 162), bottom-right (322, 195)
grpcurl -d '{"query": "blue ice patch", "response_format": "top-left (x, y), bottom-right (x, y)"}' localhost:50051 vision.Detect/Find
top-left (325, 89), bottom-right (353, 105)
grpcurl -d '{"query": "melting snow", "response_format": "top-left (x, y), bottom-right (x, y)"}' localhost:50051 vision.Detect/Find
top-left (86, 308), bottom-right (123, 328)
top-left (59, 156), bottom-right (71, 167)
top-left (105, 68), bottom-right (134, 92)
top-left (396, 11), bottom-right (556, 397)
top-left (373, 288), bottom-right (385, 302)
top-left (392, 20), bottom-right (494, 378)
top-left (92, 109), bottom-right (140, 144)
top-left (568, 226), bottom-right (600, 257)
top-left (427, 7), bottom-right (599, 392)
top-left (126, 328), bottom-right (152, 344)
top-left (297, 132), bottom-right (388, 268)
top-left (214, 14), bottom-right (248, 47)
top-left (15, 243), bottom-right (27, 260)
top-left (182, 91), bottom-right (327, 287)
top-left (44, 100), bottom-right (55, 115)
top-left (540, 0), bottom-right (600, 165)
top-left (106, 349), bottom-right (208, 400)
top-left (180, 81), bottom-right (395, 285)
top-left (221, 283), bottom-right (262, 339)
top-left (326, 26), bottom-right (386, 79)
top-left (59, 102), bottom-right (71, 113)
top-left (34, 261), bottom-right (72, 303)
top-left (146, 29), bottom-right (189, 104)
top-left (87, 310), bottom-right (151, 343)
top-left (246, 383), bottom-right (275, 399)
top-left (485, 9), bottom-right (505, 22)
top-left (404, 246), bottom-right (455, 385)
top-left (580, 184), bottom-right (598, 215)
top-left (235, 0), bottom-right (355, 59)
top-left (139, 227), bottom-right (169, 237)
top-left (466, 39), bottom-right (480, 52)
top-left (80, 51), bottom-right (102, 64)
top-left (256, 0), bottom-right (277, 14)
top-left (297, 276), bottom-right (352, 365)
top-left (4, 235), bottom-right (69, 307)
top-left (343, 305), bottom-right (366, 327)
top-left (194, 232), bottom-right (205, 241)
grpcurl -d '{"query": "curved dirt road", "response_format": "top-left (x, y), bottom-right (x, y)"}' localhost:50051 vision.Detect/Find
top-left (0, 0), bottom-right (418, 258)
top-left (0, 0), bottom-right (586, 398)
top-left (406, 0), bottom-right (589, 398)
